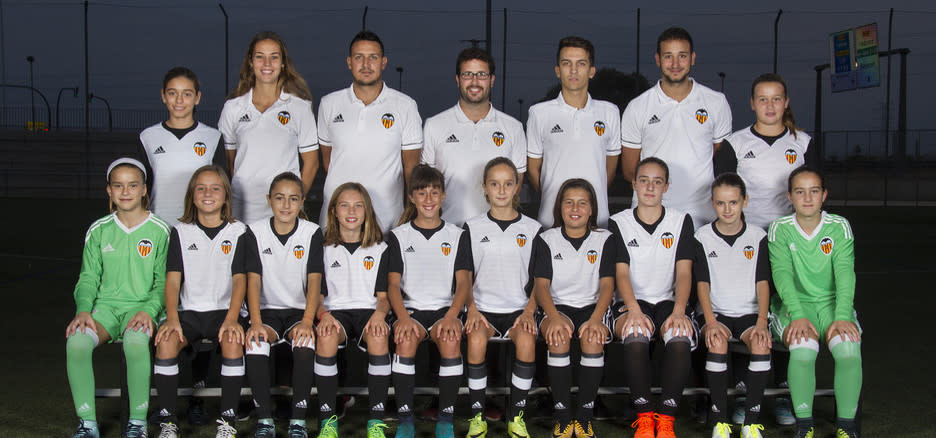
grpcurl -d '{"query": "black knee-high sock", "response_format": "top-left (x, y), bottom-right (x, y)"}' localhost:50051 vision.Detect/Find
top-left (392, 355), bottom-right (416, 422)
top-left (660, 339), bottom-right (691, 417)
top-left (547, 351), bottom-right (573, 424)
top-left (246, 342), bottom-right (272, 419)
top-left (509, 360), bottom-right (535, 418)
top-left (467, 361), bottom-right (486, 417)
top-left (367, 354), bottom-right (392, 420)
top-left (706, 352), bottom-right (729, 422)
top-left (438, 357), bottom-right (463, 423)
top-left (154, 357), bottom-right (180, 421)
top-left (220, 357), bottom-right (245, 422)
top-left (576, 352), bottom-right (605, 422)
top-left (312, 351), bottom-right (337, 421)
top-left (624, 337), bottom-right (653, 413)
top-left (744, 354), bottom-right (771, 425)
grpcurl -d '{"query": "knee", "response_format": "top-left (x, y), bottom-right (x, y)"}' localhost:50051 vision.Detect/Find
top-left (467, 332), bottom-right (488, 355)
top-left (122, 329), bottom-right (151, 356)
top-left (512, 332), bottom-right (536, 354)
top-left (66, 329), bottom-right (97, 358)
top-left (829, 336), bottom-right (861, 362)
top-left (435, 338), bottom-right (461, 358)
top-left (220, 340), bottom-right (243, 359)
top-left (246, 341), bottom-right (271, 357)
top-left (788, 338), bottom-right (819, 364)
top-left (292, 344), bottom-right (315, 361)
top-left (395, 340), bottom-right (419, 357)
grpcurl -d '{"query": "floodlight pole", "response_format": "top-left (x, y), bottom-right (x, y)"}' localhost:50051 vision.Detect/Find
top-left (219, 3), bottom-right (229, 95)
top-left (773, 9), bottom-right (783, 74)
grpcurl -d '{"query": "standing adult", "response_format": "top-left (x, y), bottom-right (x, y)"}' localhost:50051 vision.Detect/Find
top-left (318, 30), bottom-right (423, 232)
top-left (527, 36), bottom-right (621, 228)
top-left (421, 48), bottom-right (526, 226)
top-left (621, 27), bottom-right (732, 229)
top-left (219, 31), bottom-right (319, 224)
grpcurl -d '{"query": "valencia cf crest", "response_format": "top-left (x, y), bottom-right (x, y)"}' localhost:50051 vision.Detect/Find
top-left (743, 245), bottom-right (755, 260)
top-left (221, 240), bottom-right (233, 255)
top-left (137, 239), bottom-right (153, 257)
top-left (660, 232), bottom-right (675, 249)
top-left (492, 131), bottom-right (505, 147)
top-left (381, 113), bottom-right (395, 129)
top-left (695, 108), bottom-right (708, 124)
top-left (193, 142), bottom-right (207, 157)
top-left (586, 249), bottom-right (598, 264)
top-left (516, 233), bottom-right (528, 247)
top-left (293, 244), bottom-right (305, 259)
top-left (820, 237), bottom-right (834, 255)
top-left (785, 149), bottom-right (797, 165)
top-left (277, 111), bottom-right (291, 125)
top-left (441, 242), bottom-right (452, 256)
top-left (594, 121), bottom-right (606, 136)
top-left (363, 256), bottom-right (375, 270)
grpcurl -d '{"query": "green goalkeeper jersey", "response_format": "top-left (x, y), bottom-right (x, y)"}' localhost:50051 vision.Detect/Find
top-left (767, 211), bottom-right (856, 322)
top-left (73, 212), bottom-right (171, 320)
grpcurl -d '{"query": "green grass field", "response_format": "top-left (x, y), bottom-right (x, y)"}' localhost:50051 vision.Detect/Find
top-left (1, 199), bottom-right (934, 437)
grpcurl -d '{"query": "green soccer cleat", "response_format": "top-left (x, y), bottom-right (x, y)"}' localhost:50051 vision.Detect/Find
top-left (394, 421), bottom-right (415, 438)
top-left (795, 425), bottom-right (815, 438)
top-left (740, 423), bottom-right (765, 438)
top-left (366, 419), bottom-right (389, 438)
top-left (315, 416), bottom-right (338, 438)
top-left (506, 412), bottom-right (530, 438)
top-left (71, 420), bottom-right (100, 438)
top-left (466, 413), bottom-right (487, 438)
top-left (712, 421), bottom-right (732, 438)
top-left (836, 427), bottom-right (859, 438)
top-left (435, 421), bottom-right (454, 438)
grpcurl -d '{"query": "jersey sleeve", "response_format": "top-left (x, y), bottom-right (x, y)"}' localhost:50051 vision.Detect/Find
top-left (401, 100), bottom-right (423, 151)
top-left (316, 99), bottom-right (333, 146)
top-left (142, 229), bottom-right (169, 320)
top-left (598, 236), bottom-right (616, 278)
top-left (692, 238), bottom-right (710, 283)
top-left (831, 218), bottom-right (857, 321)
top-left (219, 100), bottom-right (238, 150)
top-left (712, 93), bottom-right (733, 143)
top-left (73, 225), bottom-right (104, 314)
top-left (137, 136), bottom-right (155, 196)
top-left (385, 232), bottom-right (404, 274)
top-left (605, 108), bottom-right (623, 156)
top-left (620, 100), bottom-right (643, 149)
top-left (713, 138), bottom-right (739, 176)
top-left (530, 235), bottom-right (553, 280)
top-left (212, 136), bottom-right (227, 168)
top-left (166, 228), bottom-right (183, 273)
top-left (526, 107), bottom-right (544, 159)
top-left (675, 214), bottom-right (696, 261)
top-left (374, 247), bottom-right (390, 295)
top-left (454, 230), bottom-right (473, 272)
top-left (510, 120), bottom-right (528, 173)
top-left (306, 228), bottom-right (325, 274)
top-left (803, 137), bottom-right (819, 167)
top-left (419, 119), bottom-right (437, 166)
top-left (296, 100), bottom-right (319, 153)
top-left (754, 236), bottom-right (770, 283)
top-left (608, 220), bottom-right (630, 264)
top-left (768, 223), bottom-right (806, 320)
top-left (241, 227), bottom-right (262, 275)
top-left (231, 232), bottom-right (250, 275)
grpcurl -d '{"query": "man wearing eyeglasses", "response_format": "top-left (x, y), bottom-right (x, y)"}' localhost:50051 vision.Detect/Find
top-left (421, 47), bottom-right (527, 226)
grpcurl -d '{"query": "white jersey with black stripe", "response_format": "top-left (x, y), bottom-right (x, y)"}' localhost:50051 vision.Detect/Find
top-left (610, 207), bottom-right (689, 304)
top-left (695, 223), bottom-right (766, 317)
top-left (322, 242), bottom-right (387, 311)
top-left (175, 221), bottom-right (246, 312)
top-left (465, 213), bottom-right (541, 313)
top-left (390, 222), bottom-right (465, 311)
top-left (250, 218), bottom-right (321, 310)
top-left (537, 227), bottom-right (612, 308)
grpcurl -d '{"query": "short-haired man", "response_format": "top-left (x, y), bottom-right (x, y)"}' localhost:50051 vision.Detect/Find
top-left (527, 36), bottom-right (621, 228)
top-left (620, 27), bottom-right (732, 229)
top-left (318, 30), bottom-right (423, 232)
top-left (421, 47), bottom-right (527, 226)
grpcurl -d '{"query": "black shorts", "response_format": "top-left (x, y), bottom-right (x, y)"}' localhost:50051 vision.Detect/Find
top-left (480, 310), bottom-right (540, 339)
top-left (259, 308), bottom-right (305, 342)
top-left (330, 308), bottom-right (390, 351)
top-left (693, 312), bottom-right (758, 341)
top-left (613, 300), bottom-right (698, 348)
top-left (539, 304), bottom-right (612, 344)
top-left (176, 309), bottom-right (228, 344)
top-left (391, 307), bottom-right (462, 340)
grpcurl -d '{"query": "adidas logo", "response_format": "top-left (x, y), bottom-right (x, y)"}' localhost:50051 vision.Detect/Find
top-left (553, 253), bottom-right (563, 260)
top-left (136, 402), bottom-right (149, 411)
top-left (153, 146), bottom-right (166, 154)
top-left (554, 402), bottom-right (566, 410)
top-left (797, 403), bottom-right (809, 411)
top-left (262, 248), bottom-right (273, 255)
top-left (515, 400), bottom-right (526, 408)
top-left (78, 403), bottom-right (91, 413)
top-left (102, 243), bottom-right (115, 253)
top-left (398, 404), bottom-right (411, 413)
top-left (187, 243), bottom-right (198, 251)
top-left (372, 402), bottom-right (384, 411)
top-left (750, 404), bottom-right (761, 413)
top-left (238, 114), bottom-right (250, 123)
top-left (332, 114), bottom-right (344, 123)
top-left (221, 409), bottom-right (235, 418)
top-left (253, 399), bottom-right (260, 407)
top-left (442, 406), bottom-right (454, 414)
top-left (193, 379), bottom-right (207, 389)
top-left (471, 401), bottom-right (483, 409)
top-left (743, 151), bottom-right (756, 159)
top-left (663, 398), bottom-right (677, 408)
top-left (626, 239), bottom-right (639, 247)
top-left (550, 124), bottom-right (563, 134)
top-left (634, 397), bottom-right (648, 405)
top-left (648, 115), bottom-right (660, 125)
top-left (582, 401), bottom-right (594, 409)
top-left (330, 260), bottom-right (341, 268)
top-left (319, 403), bottom-right (330, 412)
top-left (295, 400), bottom-right (307, 409)
top-left (711, 404), bottom-right (720, 412)
top-left (480, 236), bottom-right (490, 243)
top-left (158, 409), bottom-right (171, 417)
top-left (446, 134), bottom-right (459, 143)
top-left (404, 246), bottom-right (415, 253)
top-left (708, 251), bottom-right (718, 258)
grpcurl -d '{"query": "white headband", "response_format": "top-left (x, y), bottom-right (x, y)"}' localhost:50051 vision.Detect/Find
top-left (106, 157), bottom-right (147, 182)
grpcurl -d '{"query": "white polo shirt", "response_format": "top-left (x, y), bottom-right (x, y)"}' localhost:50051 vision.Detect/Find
top-left (318, 83), bottom-right (423, 232)
top-left (527, 93), bottom-right (621, 228)
top-left (422, 103), bottom-right (527, 226)
top-left (621, 79), bottom-right (732, 228)
top-left (140, 122), bottom-right (222, 226)
top-left (219, 90), bottom-right (318, 224)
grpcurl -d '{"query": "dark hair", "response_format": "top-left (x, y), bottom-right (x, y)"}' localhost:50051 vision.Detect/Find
top-left (267, 171), bottom-right (308, 220)
top-left (634, 156), bottom-right (670, 183)
top-left (787, 166), bottom-right (825, 193)
top-left (711, 172), bottom-right (747, 199)
top-left (397, 164), bottom-right (445, 226)
top-left (456, 47), bottom-right (495, 76)
top-left (556, 35), bottom-right (595, 66)
top-left (162, 66), bottom-right (200, 92)
top-left (481, 157), bottom-right (520, 209)
top-left (180, 165), bottom-right (234, 224)
top-left (551, 178), bottom-right (598, 231)
top-left (656, 27), bottom-right (694, 54)
top-left (229, 31), bottom-right (313, 102)
top-left (349, 30), bottom-right (385, 56)
top-left (751, 73), bottom-right (800, 139)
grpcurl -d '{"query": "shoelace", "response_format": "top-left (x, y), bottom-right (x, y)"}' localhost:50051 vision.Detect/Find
top-left (512, 411), bottom-right (527, 428)
top-left (287, 423), bottom-right (308, 438)
top-left (574, 420), bottom-right (593, 436)
top-left (158, 422), bottom-right (179, 438)
top-left (74, 422), bottom-right (95, 438)
top-left (715, 422), bottom-right (733, 436)
top-left (654, 414), bottom-right (675, 433)
top-left (215, 419), bottom-right (236, 438)
top-left (126, 423), bottom-right (147, 438)
top-left (631, 415), bottom-right (654, 429)
top-left (367, 421), bottom-right (389, 438)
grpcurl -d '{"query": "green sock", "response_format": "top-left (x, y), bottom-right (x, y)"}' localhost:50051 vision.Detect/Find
top-left (66, 330), bottom-right (98, 421)
top-left (829, 339), bottom-right (862, 419)
top-left (787, 341), bottom-right (819, 419)
top-left (123, 329), bottom-right (152, 421)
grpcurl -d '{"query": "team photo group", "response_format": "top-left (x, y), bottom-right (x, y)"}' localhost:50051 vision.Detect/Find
top-left (63, 25), bottom-right (862, 438)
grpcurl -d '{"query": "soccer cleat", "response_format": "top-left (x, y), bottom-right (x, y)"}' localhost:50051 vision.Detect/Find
top-left (71, 420), bottom-right (100, 438)
top-left (654, 413), bottom-right (676, 438)
top-left (158, 422), bottom-right (179, 438)
top-left (774, 397), bottom-right (795, 425)
top-left (573, 419), bottom-right (599, 438)
top-left (466, 413), bottom-right (487, 438)
top-left (836, 427), bottom-right (858, 438)
top-left (394, 421), bottom-right (415, 438)
top-left (732, 396), bottom-right (746, 424)
top-left (216, 418), bottom-right (238, 438)
top-left (366, 420), bottom-right (389, 438)
top-left (435, 421), bottom-right (455, 438)
top-left (794, 425), bottom-right (815, 438)
top-left (254, 422), bottom-right (275, 438)
top-left (315, 416), bottom-right (338, 438)
top-left (711, 421), bottom-right (732, 438)
top-left (506, 412), bottom-right (531, 438)
top-left (741, 424), bottom-right (765, 438)
top-left (126, 422), bottom-right (149, 438)
top-left (289, 423), bottom-right (309, 438)
top-left (630, 412), bottom-right (655, 438)
top-left (551, 420), bottom-right (574, 438)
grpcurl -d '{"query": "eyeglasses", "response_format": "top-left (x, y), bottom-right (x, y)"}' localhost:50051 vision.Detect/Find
top-left (459, 71), bottom-right (491, 80)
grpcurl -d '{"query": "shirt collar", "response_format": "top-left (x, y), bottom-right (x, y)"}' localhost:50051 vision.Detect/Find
top-left (654, 77), bottom-right (696, 104)
top-left (454, 102), bottom-right (496, 124)
top-left (346, 81), bottom-right (389, 106)
top-left (245, 88), bottom-right (291, 110)
top-left (554, 91), bottom-right (593, 111)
